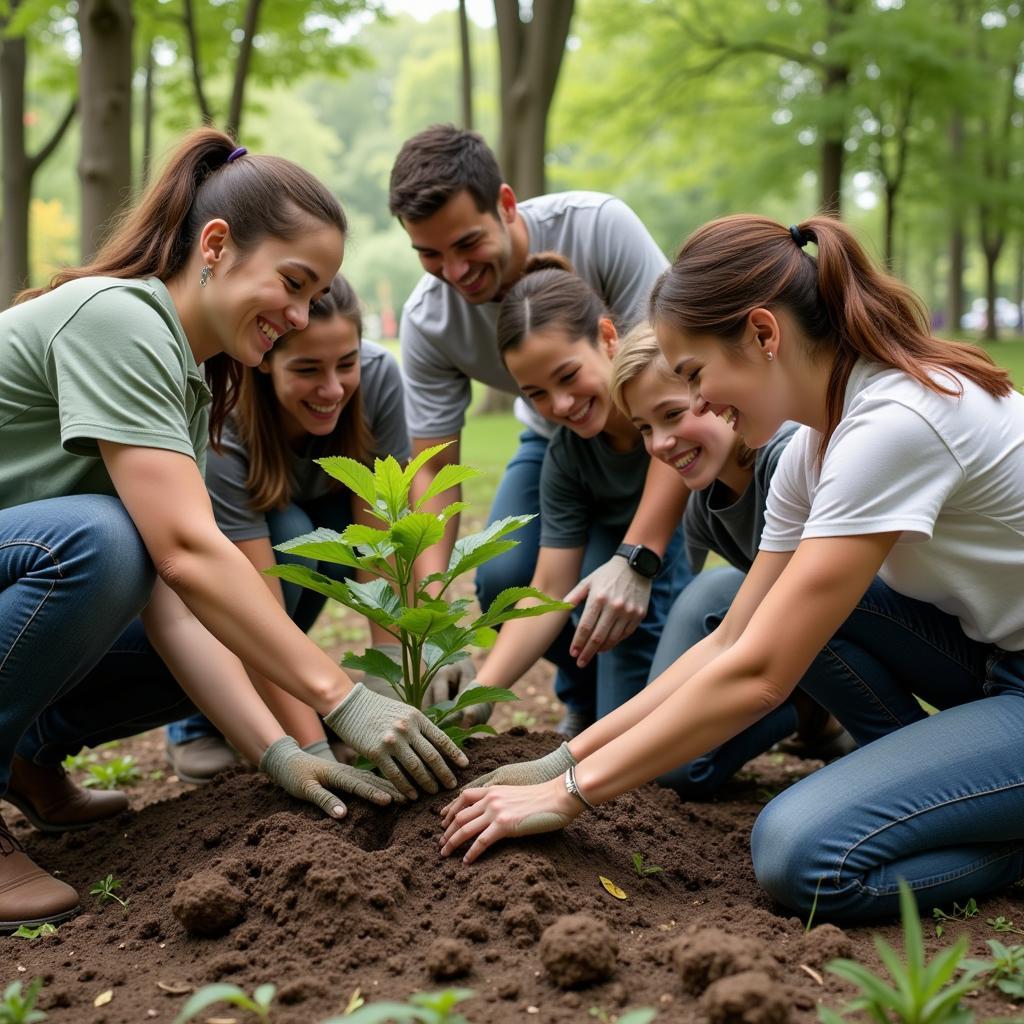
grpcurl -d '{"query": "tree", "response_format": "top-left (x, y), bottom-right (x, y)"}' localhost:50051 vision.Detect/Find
top-left (458, 0), bottom-right (473, 129)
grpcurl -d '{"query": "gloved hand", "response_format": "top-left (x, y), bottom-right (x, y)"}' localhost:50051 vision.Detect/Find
top-left (424, 658), bottom-right (493, 727)
top-left (464, 741), bottom-right (575, 789)
top-left (324, 683), bottom-right (468, 800)
top-left (259, 736), bottom-right (403, 818)
top-left (301, 738), bottom-right (336, 761)
top-left (358, 642), bottom-right (405, 699)
top-left (564, 555), bottom-right (653, 667)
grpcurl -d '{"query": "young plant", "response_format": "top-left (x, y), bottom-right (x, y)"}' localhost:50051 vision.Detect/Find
top-left (267, 444), bottom-right (571, 744)
top-left (0, 979), bottom-right (46, 1024)
top-left (963, 939), bottom-right (1024, 999)
top-left (326, 987), bottom-right (474, 1023)
top-left (174, 983), bottom-right (275, 1024)
top-left (89, 874), bottom-right (128, 909)
top-left (932, 897), bottom-right (978, 937)
top-left (631, 852), bottom-right (664, 879)
top-left (82, 756), bottom-right (139, 790)
top-left (60, 751), bottom-right (96, 774)
top-left (818, 880), bottom-right (983, 1023)
top-left (987, 916), bottom-right (1024, 936)
top-left (11, 924), bottom-right (57, 940)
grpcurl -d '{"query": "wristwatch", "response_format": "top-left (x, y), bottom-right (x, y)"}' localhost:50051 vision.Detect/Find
top-left (614, 542), bottom-right (662, 579)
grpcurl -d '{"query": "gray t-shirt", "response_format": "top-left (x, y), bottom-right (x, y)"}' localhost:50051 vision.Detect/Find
top-left (684, 424), bottom-right (799, 573)
top-left (539, 426), bottom-right (650, 549)
top-left (0, 276), bottom-right (209, 509)
top-left (207, 340), bottom-right (409, 541)
top-left (399, 192), bottom-right (669, 439)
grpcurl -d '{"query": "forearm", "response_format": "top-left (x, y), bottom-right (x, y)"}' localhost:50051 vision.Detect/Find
top-left (247, 671), bottom-right (327, 748)
top-left (621, 457), bottom-right (689, 555)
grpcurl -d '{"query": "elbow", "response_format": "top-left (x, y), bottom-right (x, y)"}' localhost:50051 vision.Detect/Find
top-left (153, 529), bottom-right (226, 595)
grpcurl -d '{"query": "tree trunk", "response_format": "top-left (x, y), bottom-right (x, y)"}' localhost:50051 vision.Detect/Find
top-left (182, 0), bottom-right (213, 124)
top-left (947, 113), bottom-right (965, 334)
top-left (1, 28), bottom-right (30, 306)
top-left (883, 184), bottom-right (896, 271)
top-left (458, 0), bottom-right (473, 129)
top-left (981, 237), bottom-right (1001, 342)
top-left (818, 0), bottom-right (854, 216)
top-left (141, 38), bottom-right (155, 186)
top-left (78, 0), bottom-right (134, 261)
top-left (1015, 236), bottom-right (1023, 332)
top-left (226, 0), bottom-right (263, 140)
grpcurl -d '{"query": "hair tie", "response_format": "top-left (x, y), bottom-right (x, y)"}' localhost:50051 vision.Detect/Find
top-left (789, 224), bottom-right (807, 249)
top-left (226, 146), bottom-right (247, 163)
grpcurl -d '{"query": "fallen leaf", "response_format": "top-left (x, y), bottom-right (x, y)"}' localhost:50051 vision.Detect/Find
top-left (599, 875), bottom-right (628, 900)
top-left (94, 990), bottom-right (113, 1007)
top-left (156, 981), bottom-right (192, 995)
top-left (799, 963), bottom-right (824, 986)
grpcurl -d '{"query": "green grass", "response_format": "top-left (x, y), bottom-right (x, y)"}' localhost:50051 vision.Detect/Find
top-left (978, 336), bottom-right (1024, 387)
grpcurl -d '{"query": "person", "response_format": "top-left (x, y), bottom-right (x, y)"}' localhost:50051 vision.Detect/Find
top-left (388, 125), bottom-right (692, 737)
top-left (439, 214), bottom-right (1024, 926)
top-left (610, 326), bottom-right (852, 798)
top-left (164, 274), bottom-right (412, 782)
top-left (0, 128), bottom-right (466, 931)
top-left (467, 256), bottom-right (686, 719)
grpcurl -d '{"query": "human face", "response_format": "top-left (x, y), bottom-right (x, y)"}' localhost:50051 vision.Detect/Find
top-left (205, 221), bottom-right (345, 368)
top-left (504, 325), bottom-right (615, 440)
top-left (655, 320), bottom-right (784, 449)
top-left (623, 364), bottom-right (741, 492)
top-left (261, 314), bottom-right (361, 446)
top-left (403, 188), bottom-right (517, 304)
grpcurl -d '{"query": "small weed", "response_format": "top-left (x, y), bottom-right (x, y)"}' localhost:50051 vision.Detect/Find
top-left (60, 752), bottom-right (96, 774)
top-left (631, 852), bottom-right (664, 879)
top-left (148, 769), bottom-right (165, 781)
top-left (510, 710), bottom-right (537, 729)
top-left (818, 879), bottom-right (983, 1023)
top-left (90, 874), bottom-right (128, 909)
top-left (82, 756), bottom-right (139, 790)
top-left (987, 916), bottom-right (1024, 936)
top-left (805, 877), bottom-right (824, 935)
top-left (932, 897), bottom-right (979, 938)
top-left (327, 986), bottom-right (474, 1023)
top-left (588, 1008), bottom-right (657, 1024)
top-left (174, 983), bottom-right (275, 1024)
top-left (964, 938), bottom-right (1024, 999)
top-left (11, 923), bottom-right (57, 940)
top-left (0, 978), bottom-right (46, 1023)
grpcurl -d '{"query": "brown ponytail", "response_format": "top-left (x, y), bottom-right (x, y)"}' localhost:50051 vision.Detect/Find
top-left (16, 127), bottom-right (347, 447)
top-left (651, 214), bottom-right (1012, 459)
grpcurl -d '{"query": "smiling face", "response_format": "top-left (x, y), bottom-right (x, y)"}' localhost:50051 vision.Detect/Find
top-left (504, 322), bottom-right (618, 440)
top-left (403, 187), bottom-right (520, 304)
top-left (260, 314), bottom-right (361, 446)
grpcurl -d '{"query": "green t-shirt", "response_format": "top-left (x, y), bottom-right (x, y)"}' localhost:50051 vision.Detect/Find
top-left (0, 276), bottom-right (210, 509)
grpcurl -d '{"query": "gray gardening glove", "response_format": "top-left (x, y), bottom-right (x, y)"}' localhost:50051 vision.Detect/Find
top-left (424, 658), bottom-right (493, 727)
top-left (324, 683), bottom-right (468, 800)
top-left (259, 736), bottom-right (403, 818)
top-left (358, 642), bottom-right (405, 699)
top-left (464, 741), bottom-right (576, 790)
top-left (301, 738), bottom-right (336, 761)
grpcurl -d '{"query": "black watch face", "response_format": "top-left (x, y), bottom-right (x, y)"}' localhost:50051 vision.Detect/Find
top-left (632, 547), bottom-right (661, 577)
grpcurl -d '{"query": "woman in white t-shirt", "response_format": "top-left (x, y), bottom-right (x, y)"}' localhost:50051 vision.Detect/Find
top-left (438, 214), bottom-right (1024, 924)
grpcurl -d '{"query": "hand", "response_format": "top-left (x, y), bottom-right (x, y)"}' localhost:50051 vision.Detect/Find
top-left (359, 642), bottom-right (405, 699)
top-left (439, 778), bottom-right (581, 864)
top-left (259, 736), bottom-right (404, 818)
top-left (301, 738), bottom-right (336, 761)
top-left (324, 683), bottom-right (469, 800)
top-left (463, 741), bottom-right (575, 789)
top-left (565, 556), bottom-right (653, 668)
top-left (425, 659), bottom-right (492, 727)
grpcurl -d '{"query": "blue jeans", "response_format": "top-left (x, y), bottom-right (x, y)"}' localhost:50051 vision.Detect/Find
top-left (475, 430), bottom-right (691, 719)
top-left (0, 495), bottom-right (195, 790)
top-left (166, 491), bottom-right (355, 745)
top-left (751, 579), bottom-right (1024, 923)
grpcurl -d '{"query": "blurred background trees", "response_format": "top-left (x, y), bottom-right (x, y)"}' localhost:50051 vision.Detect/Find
top-left (1, 0), bottom-right (1022, 340)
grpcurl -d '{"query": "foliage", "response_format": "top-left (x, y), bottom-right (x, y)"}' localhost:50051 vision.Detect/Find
top-left (0, 979), bottom-right (46, 1024)
top-left (933, 898), bottom-right (978, 939)
top-left (325, 987), bottom-right (473, 1023)
top-left (89, 874), bottom-right (128, 910)
top-left (268, 444), bottom-right (570, 738)
top-left (82, 756), bottom-right (139, 790)
top-left (818, 880), bottom-right (982, 1023)
top-left (631, 852), bottom-right (664, 878)
top-left (174, 983), bottom-right (275, 1024)
top-left (11, 923), bottom-right (57, 940)
top-left (986, 916), bottom-right (1024, 937)
top-left (963, 939), bottom-right (1024, 1000)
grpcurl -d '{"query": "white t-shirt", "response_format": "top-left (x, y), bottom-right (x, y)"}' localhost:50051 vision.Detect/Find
top-left (760, 360), bottom-right (1024, 650)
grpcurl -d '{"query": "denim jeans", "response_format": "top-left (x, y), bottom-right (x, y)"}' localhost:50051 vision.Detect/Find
top-left (0, 495), bottom-right (196, 791)
top-left (475, 430), bottom-right (692, 719)
top-left (751, 580), bottom-right (1024, 923)
top-left (166, 491), bottom-right (355, 745)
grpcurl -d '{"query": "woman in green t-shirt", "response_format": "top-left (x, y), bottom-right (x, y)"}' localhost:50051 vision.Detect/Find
top-left (0, 128), bottom-right (465, 931)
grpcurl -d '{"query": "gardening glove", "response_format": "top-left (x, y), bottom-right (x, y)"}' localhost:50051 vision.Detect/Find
top-left (424, 658), bottom-right (493, 727)
top-left (324, 683), bottom-right (468, 800)
top-left (301, 738), bottom-right (336, 762)
top-left (565, 555), bottom-right (653, 667)
top-left (464, 741), bottom-right (576, 790)
top-left (259, 736), bottom-right (404, 818)
top-left (358, 642), bottom-right (406, 699)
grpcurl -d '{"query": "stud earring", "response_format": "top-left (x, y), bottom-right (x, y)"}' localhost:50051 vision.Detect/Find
top-left (765, 351), bottom-right (775, 361)
top-left (199, 265), bottom-right (212, 288)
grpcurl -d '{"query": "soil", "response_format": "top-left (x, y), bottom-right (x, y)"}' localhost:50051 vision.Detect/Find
top-left (4, 727), bottom-right (1024, 1024)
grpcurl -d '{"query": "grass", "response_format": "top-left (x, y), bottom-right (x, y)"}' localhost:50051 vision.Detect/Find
top-left (978, 336), bottom-right (1024, 387)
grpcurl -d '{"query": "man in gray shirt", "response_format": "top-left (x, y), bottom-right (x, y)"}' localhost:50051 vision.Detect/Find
top-left (389, 125), bottom-right (690, 735)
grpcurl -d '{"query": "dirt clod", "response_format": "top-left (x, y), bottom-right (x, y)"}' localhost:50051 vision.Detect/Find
top-left (539, 913), bottom-right (618, 989)
top-left (170, 870), bottom-right (245, 937)
top-left (702, 970), bottom-right (792, 1023)
top-left (672, 927), bottom-right (778, 995)
top-left (800, 924), bottom-right (853, 967)
top-left (426, 937), bottom-right (474, 981)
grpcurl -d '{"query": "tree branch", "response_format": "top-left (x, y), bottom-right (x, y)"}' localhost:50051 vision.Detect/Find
top-left (226, 0), bottom-right (262, 139)
top-left (27, 95), bottom-right (76, 175)
top-left (182, 0), bottom-right (213, 124)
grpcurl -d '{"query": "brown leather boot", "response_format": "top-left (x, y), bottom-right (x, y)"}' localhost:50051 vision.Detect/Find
top-left (4, 756), bottom-right (129, 833)
top-left (0, 815), bottom-right (79, 932)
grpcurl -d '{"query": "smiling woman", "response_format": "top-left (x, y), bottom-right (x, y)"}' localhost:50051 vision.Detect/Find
top-left (0, 127), bottom-right (467, 933)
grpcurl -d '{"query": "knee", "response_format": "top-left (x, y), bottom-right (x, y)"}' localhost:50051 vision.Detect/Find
top-left (74, 497), bottom-right (155, 606)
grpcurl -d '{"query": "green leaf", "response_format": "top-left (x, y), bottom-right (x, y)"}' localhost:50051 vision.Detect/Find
top-left (315, 456), bottom-right (377, 509)
top-left (817, 1009), bottom-right (847, 1024)
top-left (441, 685), bottom-right (518, 717)
top-left (616, 1012), bottom-right (657, 1024)
top-left (273, 528), bottom-right (366, 569)
top-left (443, 723), bottom-right (497, 747)
top-left (395, 606), bottom-right (464, 637)
top-left (265, 564), bottom-right (354, 606)
top-left (374, 455), bottom-right (408, 519)
top-left (447, 515), bottom-right (535, 579)
top-left (408, 988), bottom-right (475, 1012)
top-left (438, 500), bottom-right (470, 524)
top-left (415, 463), bottom-right (479, 508)
top-left (391, 512), bottom-right (445, 563)
top-left (319, 1003), bottom-right (432, 1024)
top-left (402, 441), bottom-right (455, 486)
top-left (342, 649), bottom-right (404, 688)
top-left (474, 586), bottom-right (574, 629)
top-left (447, 539), bottom-right (519, 581)
top-left (252, 984), bottom-right (276, 1009)
top-left (344, 578), bottom-right (402, 627)
top-left (897, 879), bottom-right (925, 990)
top-left (470, 626), bottom-right (498, 648)
top-left (341, 523), bottom-right (392, 548)
top-left (174, 984), bottom-right (253, 1024)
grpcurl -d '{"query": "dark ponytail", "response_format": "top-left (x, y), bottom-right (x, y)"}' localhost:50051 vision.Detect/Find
top-left (651, 214), bottom-right (1012, 460)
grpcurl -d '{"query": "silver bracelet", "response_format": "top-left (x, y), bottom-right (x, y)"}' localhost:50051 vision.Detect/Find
top-left (564, 765), bottom-right (595, 811)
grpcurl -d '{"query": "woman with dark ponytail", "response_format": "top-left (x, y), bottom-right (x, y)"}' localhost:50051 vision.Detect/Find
top-left (441, 214), bottom-right (1024, 927)
top-left (0, 129), bottom-right (465, 931)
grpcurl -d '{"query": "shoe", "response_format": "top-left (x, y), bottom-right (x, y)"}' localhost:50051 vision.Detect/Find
top-left (4, 756), bottom-right (129, 833)
top-left (554, 707), bottom-right (596, 740)
top-left (779, 703), bottom-right (858, 762)
top-left (0, 814), bottom-right (79, 932)
top-left (166, 735), bottom-right (239, 785)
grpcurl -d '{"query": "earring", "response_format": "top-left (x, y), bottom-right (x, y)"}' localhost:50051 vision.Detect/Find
top-left (765, 351), bottom-right (775, 361)
top-left (199, 265), bottom-right (212, 288)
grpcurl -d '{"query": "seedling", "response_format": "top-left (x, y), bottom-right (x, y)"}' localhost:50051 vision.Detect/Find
top-left (818, 880), bottom-right (983, 1023)
top-left (82, 756), bottom-right (139, 790)
top-left (60, 752), bottom-right (96, 774)
top-left (589, 1008), bottom-right (657, 1024)
top-left (987, 916), bottom-right (1024, 936)
top-left (325, 986), bottom-right (473, 1023)
top-left (11, 923), bottom-right (57, 940)
top-left (964, 939), bottom-right (1024, 999)
top-left (932, 897), bottom-right (978, 938)
top-left (631, 852), bottom-right (665, 879)
top-left (174, 983), bottom-right (275, 1024)
top-left (804, 877), bottom-right (824, 935)
top-left (268, 444), bottom-right (571, 744)
top-left (0, 978), bottom-right (46, 1024)
top-left (89, 874), bottom-right (128, 909)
